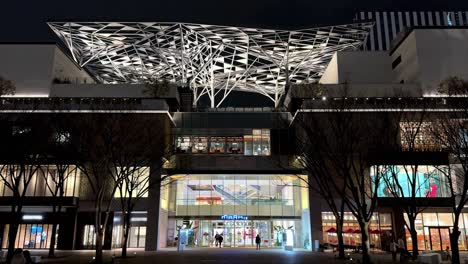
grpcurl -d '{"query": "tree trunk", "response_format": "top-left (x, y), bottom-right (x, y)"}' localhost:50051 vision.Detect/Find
top-left (7, 207), bottom-right (20, 263)
top-left (95, 230), bottom-right (104, 264)
top-left (359, 221), bottom-right (371, 264)
top-left (121, 211), bottom-right (131, 258)
top-left (48, 205), bottom-right (60, 257)
top-left (335, 217), bottom-right (345, 259)
top-left (409, 220), bottom-right (419, 259)
top-left (450, 213), bottom-right (461, 264)
top-left (7, 222), bottom-right (19, 262)
top-left (48, 222), bottom-right (58, 257)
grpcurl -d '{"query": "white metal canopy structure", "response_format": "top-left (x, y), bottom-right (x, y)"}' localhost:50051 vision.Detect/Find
top-left (49, 22), bottom-right (373, 107)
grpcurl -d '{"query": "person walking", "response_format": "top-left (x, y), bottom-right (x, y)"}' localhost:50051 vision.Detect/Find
top-left (218, 235), bottom-right (223, 248)
top-left (390, 238), bottom-right (398, 261)
top-left (214, 233), bottom-right (220, 247)
top-left (397, 236), bottom-right (406, 262)
top-left (255, 234), bottom-right (261, 250)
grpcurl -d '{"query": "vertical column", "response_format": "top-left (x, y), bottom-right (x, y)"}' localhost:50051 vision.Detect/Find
top-left (56, 208), bottom-right (78, 250)
top-left (307, 176), bottom-right (323, 252)
top-left (145, 162), bottom-right (162, 251)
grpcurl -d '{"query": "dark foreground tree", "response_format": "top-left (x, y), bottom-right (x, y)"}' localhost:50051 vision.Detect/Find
top-left (430, 77), bottom-right (468, 264)
top-left (296, 97), bottom-right (395, 264)
top-left (106, 115), bottom-right (171, 257)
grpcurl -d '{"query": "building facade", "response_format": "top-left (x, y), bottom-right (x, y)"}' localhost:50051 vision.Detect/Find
top-left (354, 10), bottom-right (468, 51)
top-left (0, 21), bottom-right (467, 253)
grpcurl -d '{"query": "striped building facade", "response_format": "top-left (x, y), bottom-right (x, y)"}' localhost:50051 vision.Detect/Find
top-left (355, 11), bottom-right (468, 51)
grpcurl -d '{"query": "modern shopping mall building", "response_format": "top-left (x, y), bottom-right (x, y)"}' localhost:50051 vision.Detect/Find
top-left (0, 19), bottom-right (468, 252)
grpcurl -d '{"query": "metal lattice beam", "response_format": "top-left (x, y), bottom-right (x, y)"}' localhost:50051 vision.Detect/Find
top-left (48, 22), bottom-right (373, 107)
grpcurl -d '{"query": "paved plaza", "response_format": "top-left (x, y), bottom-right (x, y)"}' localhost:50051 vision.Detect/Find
top-left (6, 248), bottom-right (458, 264)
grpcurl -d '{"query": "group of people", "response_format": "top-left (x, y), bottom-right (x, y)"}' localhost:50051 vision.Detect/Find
top-left (10, 248), bottom-right (36, 264)
top-left (214, 233), bottom-right (262, 250)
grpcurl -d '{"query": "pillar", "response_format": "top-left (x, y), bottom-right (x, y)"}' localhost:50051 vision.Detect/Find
top-left (307, 175), bottom-right (323, 251)
top-left (145, 162), bottom-right (162, 251)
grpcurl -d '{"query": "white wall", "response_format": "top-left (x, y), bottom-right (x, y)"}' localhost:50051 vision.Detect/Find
top-left (320, 51), bottom-right (395, 84)
top-left (391, 28), bottom-right (468, 94)
top-left (0, 44), bottom-right (55, 96)
top-left (51, 47), bottom-right (94, 85)
top-left (319, 53), bottom-right (339, 84)
top-left (0, 44), bottom-right (94, 97)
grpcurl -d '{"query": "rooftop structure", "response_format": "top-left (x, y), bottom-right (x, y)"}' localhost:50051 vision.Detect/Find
top-left (48, 22), bottom-right (373, 107)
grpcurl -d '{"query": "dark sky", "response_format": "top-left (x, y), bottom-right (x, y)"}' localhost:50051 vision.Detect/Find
top-left (1, 0), bottom-right (467, 42)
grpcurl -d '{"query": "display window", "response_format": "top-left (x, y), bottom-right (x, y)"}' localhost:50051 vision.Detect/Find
top-left (2, 224), bottom-right (56, 249)
top-left (226, 137), bottom-right (243, 154)
top-left (176, 136), bottom-right (191, 153)
top-left (209, 137), bottom-right (226, 153)
top-left (321, 212), bottom-right (392, 250)
top-left (191, 137), bottom-right (208, 153)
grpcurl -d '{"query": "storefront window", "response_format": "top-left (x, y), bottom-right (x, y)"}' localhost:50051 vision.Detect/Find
top-left (175, 130), bottom-right (270, 156)
top-left (83, 225), bottom-right (96, 249)
top-left (2, 224), bottom-right (56, 249)
top-left (209, 137), bottom-right (226, 153)
top-left (163, 174), bottom-right (309, 249)
top-left (191, 137), bottom-right (208, 153)
top-left (176, 136), bottom-right (191, 153)
top-left (372, 165), bottom-right (450, 198)
top-left (244, 129), bottom-right (270, 156)
top-left (403, 212), bottom-right (468, 251)
top-left (226, 137), bottom-right (243, 154)
top-left (321, 212), bottom-right (392, 250)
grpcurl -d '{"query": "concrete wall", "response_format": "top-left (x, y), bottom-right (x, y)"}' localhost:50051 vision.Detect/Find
top-left (391, 28), bottom-right (468, 94)
top-left (320, 51), bottom-right (395, 84)
top-left (319, 53), bottom-right (339, 84)
top-left (0, 44), bottom-right (93, 97)
top-left (51, 47), bottom-right (94, 85)
top-left (0, 44), bottom-right (55, 96)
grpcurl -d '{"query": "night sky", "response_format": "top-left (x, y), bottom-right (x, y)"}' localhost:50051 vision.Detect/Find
top-left (1, 0), bottom-right (467, 42)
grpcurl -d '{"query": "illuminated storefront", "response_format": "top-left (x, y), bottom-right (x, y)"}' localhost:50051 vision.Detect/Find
top-left (321, 212), bottom-right (393, 249)
top-left (175, 129), bottom-right (271, 156)
top-left (160, 174), bottom-right (311, 249)
top-left (404, 212), bottom-right (468, 251)
top-left (372, 165), bottom-right (450, 198)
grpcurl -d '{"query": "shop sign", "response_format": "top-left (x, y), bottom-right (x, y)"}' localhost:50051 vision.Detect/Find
top-left (220, 214), bottom-right (248, 220)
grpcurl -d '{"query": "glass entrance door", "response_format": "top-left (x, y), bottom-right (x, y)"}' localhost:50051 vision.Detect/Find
top-left (429, 227), bottom-right (450, 251)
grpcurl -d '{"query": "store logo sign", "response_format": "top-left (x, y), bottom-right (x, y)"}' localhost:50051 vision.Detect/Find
top-left (221, 214), bottom-right (248, 220)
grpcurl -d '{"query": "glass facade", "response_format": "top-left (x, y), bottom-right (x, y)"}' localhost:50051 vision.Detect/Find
top-left (404, 212), bottom-right (468, 251)
top-left (321, 212), bottom-right (393, 250)
top-left (0, 165), bottom-right (81, 197)
top-left (112, 212), bottom-right (147, 248)
top-left (2, 224), bottom-right (56, 249)
top-left (175, 129), bottom-right (270, 156)
top-left (161, 174), bottom-right (310, 249)
top-left (372, 165), bottom-right (450, 198)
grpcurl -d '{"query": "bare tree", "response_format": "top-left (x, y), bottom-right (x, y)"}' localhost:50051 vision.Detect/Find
top-left (429, 77), bottom-right (468, 264)
top-left (0, 116), bottom-right (43, 261)
top-left (296, 97), bottom-right (393, 264)
top-left (105, 115), bottom-right (171, 257)
top-left (378, 110), bottom-right (435, 259)
top-left (294, 113), bottom-right (348, 259)
top-left (68, 114), bottom-right (122, 264)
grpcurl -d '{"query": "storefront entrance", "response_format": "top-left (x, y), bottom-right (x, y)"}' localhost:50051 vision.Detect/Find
top-left (429, 227), bottom-right (450, 251)
top-left (199, 220), bottom-right (271, 248)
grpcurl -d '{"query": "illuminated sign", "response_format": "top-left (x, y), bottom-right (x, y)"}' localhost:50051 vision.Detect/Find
top-left (22, 215), bottom-right (43, 220)
top-left (221, 214), bottom-right (248, 220)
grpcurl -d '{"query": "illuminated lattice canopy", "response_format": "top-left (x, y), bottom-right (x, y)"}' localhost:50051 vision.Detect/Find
top-left (49, 22), bottom-right (372, 107)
